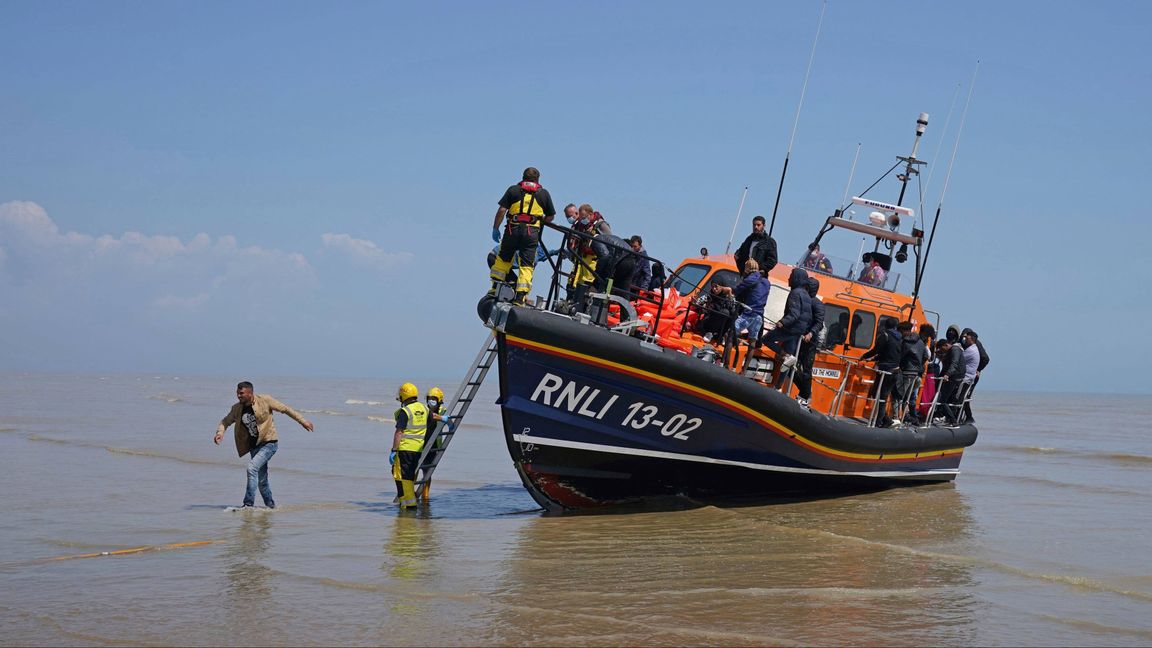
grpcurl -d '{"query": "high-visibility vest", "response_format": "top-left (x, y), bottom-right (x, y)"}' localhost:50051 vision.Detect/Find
top-left (507, 182), bottom-right (546, 227)
top-left (396, 402), bottom-right (428, 452)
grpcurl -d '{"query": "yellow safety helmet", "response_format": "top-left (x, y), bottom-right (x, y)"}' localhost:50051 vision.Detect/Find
top-left (397, 382), bottom-right (418, 402)
top-left (427, 387), bottom-right (445, 401)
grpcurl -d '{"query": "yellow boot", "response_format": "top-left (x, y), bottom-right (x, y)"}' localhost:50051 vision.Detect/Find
top-left (399, 480), bottom-right (417, 509)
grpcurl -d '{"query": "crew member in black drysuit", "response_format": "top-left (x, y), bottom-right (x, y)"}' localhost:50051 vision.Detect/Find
top-left (591, 231), bottom-right (638, 298)
top-left (761, 267), bottom-right (812, 377)
top-left (488, 167), bottom-right (556, 303)
top-left (861, 316), bottom-right (902, 427)
top-left (734, 215), bottom-right (778, 278)
top-left (791, 276), bottom-right (826, 404)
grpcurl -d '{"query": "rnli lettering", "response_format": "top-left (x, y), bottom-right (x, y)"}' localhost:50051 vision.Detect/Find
top-left (529, 373), bottom-right (700, 440)
top-left (530, 373), bottom-right (618, 420)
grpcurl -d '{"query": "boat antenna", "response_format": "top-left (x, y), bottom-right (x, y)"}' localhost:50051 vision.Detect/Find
top-left (912, 61), bottom-right (980, 311)
top-left (894, 113), bottom-right (929, 210)
top-left (921, 82), bottom-right (962, 229)
top-left (724, 186), bottom-right (750, 255)
top-left (839, 143), bottom-right (862, 215)
top-left (768, 0), bottom-right (826, 238)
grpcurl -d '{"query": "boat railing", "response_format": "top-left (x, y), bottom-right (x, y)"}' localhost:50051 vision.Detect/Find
top-left (536, 222), bottom-right (680, 334)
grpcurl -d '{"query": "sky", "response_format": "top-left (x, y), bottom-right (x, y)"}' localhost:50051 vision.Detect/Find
top-left (1, 1), bottom-right (1150, 393)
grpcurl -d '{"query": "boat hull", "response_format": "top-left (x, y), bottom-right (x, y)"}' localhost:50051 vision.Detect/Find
top-left (495, 307), bottom-right (977, 511)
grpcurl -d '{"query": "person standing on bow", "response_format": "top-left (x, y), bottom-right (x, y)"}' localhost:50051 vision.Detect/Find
top-left (895, 320), bottom-right (928, 423)
top-left (861, 316), bottom-right (902, 427)
top-left (955, 330), bottom-right (981, 424)
top-left (734, 215), bottom-right (778, 279)
top-left (728, 259), bottom-right (770, 341)
top-left (760, 267), bottom-right (812, 378)
top-left (214, 381), bottom-right (314, 509)
top-left (792, 276), bottom-right (826, 407)
top-left (391, 382), bottom-right (428, 509)
top-left (628, 235), bottom-right (652, 298)
top-left (565, 204), bottom-right (611, 309)
top-left (960, 327), bottom-right (989, 423)
top-left (489, 167), bottom-right (556, 304)
top-left (591, 230), bottom-right (638, 298)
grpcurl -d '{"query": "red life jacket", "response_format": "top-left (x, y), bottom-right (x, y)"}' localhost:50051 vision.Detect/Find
top-left (508, 182), bottom-right (543, 225)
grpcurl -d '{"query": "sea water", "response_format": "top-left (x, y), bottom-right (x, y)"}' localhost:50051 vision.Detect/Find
top-left (1, 373), bottom-right (1150, 646)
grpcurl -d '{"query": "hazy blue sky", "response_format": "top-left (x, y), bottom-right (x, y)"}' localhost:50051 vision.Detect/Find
top-left (2, 1), bottom-right (1149, 393)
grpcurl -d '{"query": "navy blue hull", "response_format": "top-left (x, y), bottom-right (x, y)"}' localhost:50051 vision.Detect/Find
top-left (495, 307), bottom-right (977, 511)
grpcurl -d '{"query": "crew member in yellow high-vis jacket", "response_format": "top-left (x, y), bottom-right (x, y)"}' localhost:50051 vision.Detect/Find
top-left (391, 382), bottom-right (427, 509)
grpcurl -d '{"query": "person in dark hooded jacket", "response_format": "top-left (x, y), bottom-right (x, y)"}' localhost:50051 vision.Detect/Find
top-left (895, 320), bottom-right (927, 423)
top-left (761, 267), bottom-right (812, 373)
top-left (934, 338), bottom-right (966, 425)
top-left (861, 316), bottom-right (902, 427)
top-left (591, 232), bottom-right (638, 298)
top-left (791, 276), bottom-right (826, 404)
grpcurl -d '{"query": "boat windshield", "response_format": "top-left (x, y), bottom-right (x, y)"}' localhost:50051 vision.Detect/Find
top-left (666, 263), bottom-right (709, 295)
top-left (797, 250), bottom-right (908, 293)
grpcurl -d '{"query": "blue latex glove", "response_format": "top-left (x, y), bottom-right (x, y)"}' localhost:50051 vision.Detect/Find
top-left (491, 227), bottom-right (502, 243)
top-left (388, 451), bottom-right (396, 466)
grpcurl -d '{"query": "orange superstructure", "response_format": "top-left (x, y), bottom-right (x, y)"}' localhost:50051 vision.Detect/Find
top-left (606, 250), bottom-right (934, 423)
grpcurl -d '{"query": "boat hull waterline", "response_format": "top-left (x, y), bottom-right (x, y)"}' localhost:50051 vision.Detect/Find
top-left (496, 307), bottom-right (977, 511)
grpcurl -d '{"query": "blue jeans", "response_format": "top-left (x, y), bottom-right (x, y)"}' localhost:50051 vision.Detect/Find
top-left (734, 312), bottom-right (763, 339)
top-left (244, 441), bottom-right (278, 507)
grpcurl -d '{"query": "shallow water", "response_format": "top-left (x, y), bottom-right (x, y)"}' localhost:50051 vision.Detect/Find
top-left (1, 373), bottom-right (1150, 646)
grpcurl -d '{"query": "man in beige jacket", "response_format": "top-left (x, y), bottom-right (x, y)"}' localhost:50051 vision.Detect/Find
top-left (214, 381), bottom-right (313, 509)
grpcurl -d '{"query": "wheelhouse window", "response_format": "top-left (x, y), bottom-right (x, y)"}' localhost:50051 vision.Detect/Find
top-left (823, 304), bottom-right (850, 349)
top-left (849, 310), bottom-right (877, 349)
top-left (667, 263), bottom-right (709, 295)
top-left (701, 270), bottom-right (740, 293)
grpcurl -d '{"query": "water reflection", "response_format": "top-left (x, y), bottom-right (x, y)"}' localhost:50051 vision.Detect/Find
top-left (381, 511), bottom-right (443, 617)
top-left (222, 512), bottom-right (274, 609)
top-left (489, 486), bottom-right (978, 646)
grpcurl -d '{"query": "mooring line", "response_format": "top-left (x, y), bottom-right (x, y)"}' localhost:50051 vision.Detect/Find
top-left (45, 539), bottom-right (222, 562)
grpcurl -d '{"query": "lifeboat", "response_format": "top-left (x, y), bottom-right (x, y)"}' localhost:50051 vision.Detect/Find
top-left (478, 117), bottom-right (978, 512)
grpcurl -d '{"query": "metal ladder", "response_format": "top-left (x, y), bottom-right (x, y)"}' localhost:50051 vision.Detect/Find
top-left (414, 330), bottom-right (499, 499)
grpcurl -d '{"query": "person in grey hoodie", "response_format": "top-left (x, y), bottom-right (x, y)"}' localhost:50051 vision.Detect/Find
top-left (955, 330), bottom-right (981, 424)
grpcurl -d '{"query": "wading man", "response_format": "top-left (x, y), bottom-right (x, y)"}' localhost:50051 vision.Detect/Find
top-left (214, 381), bottom-right (314, 509)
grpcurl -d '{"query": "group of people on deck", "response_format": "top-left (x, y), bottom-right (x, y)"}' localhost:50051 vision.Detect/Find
top-left (485, 166), bottom-right (986, 428)
top-left (487, 167), bottom-right (662, 308)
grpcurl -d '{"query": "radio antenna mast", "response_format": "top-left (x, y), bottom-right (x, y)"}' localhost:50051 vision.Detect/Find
top-left (912, 62), bottom-right (980, 310)
top-left (724, 186), bottom-right (750, 255)
top-left (768, 0), bottom-right (826, 238)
